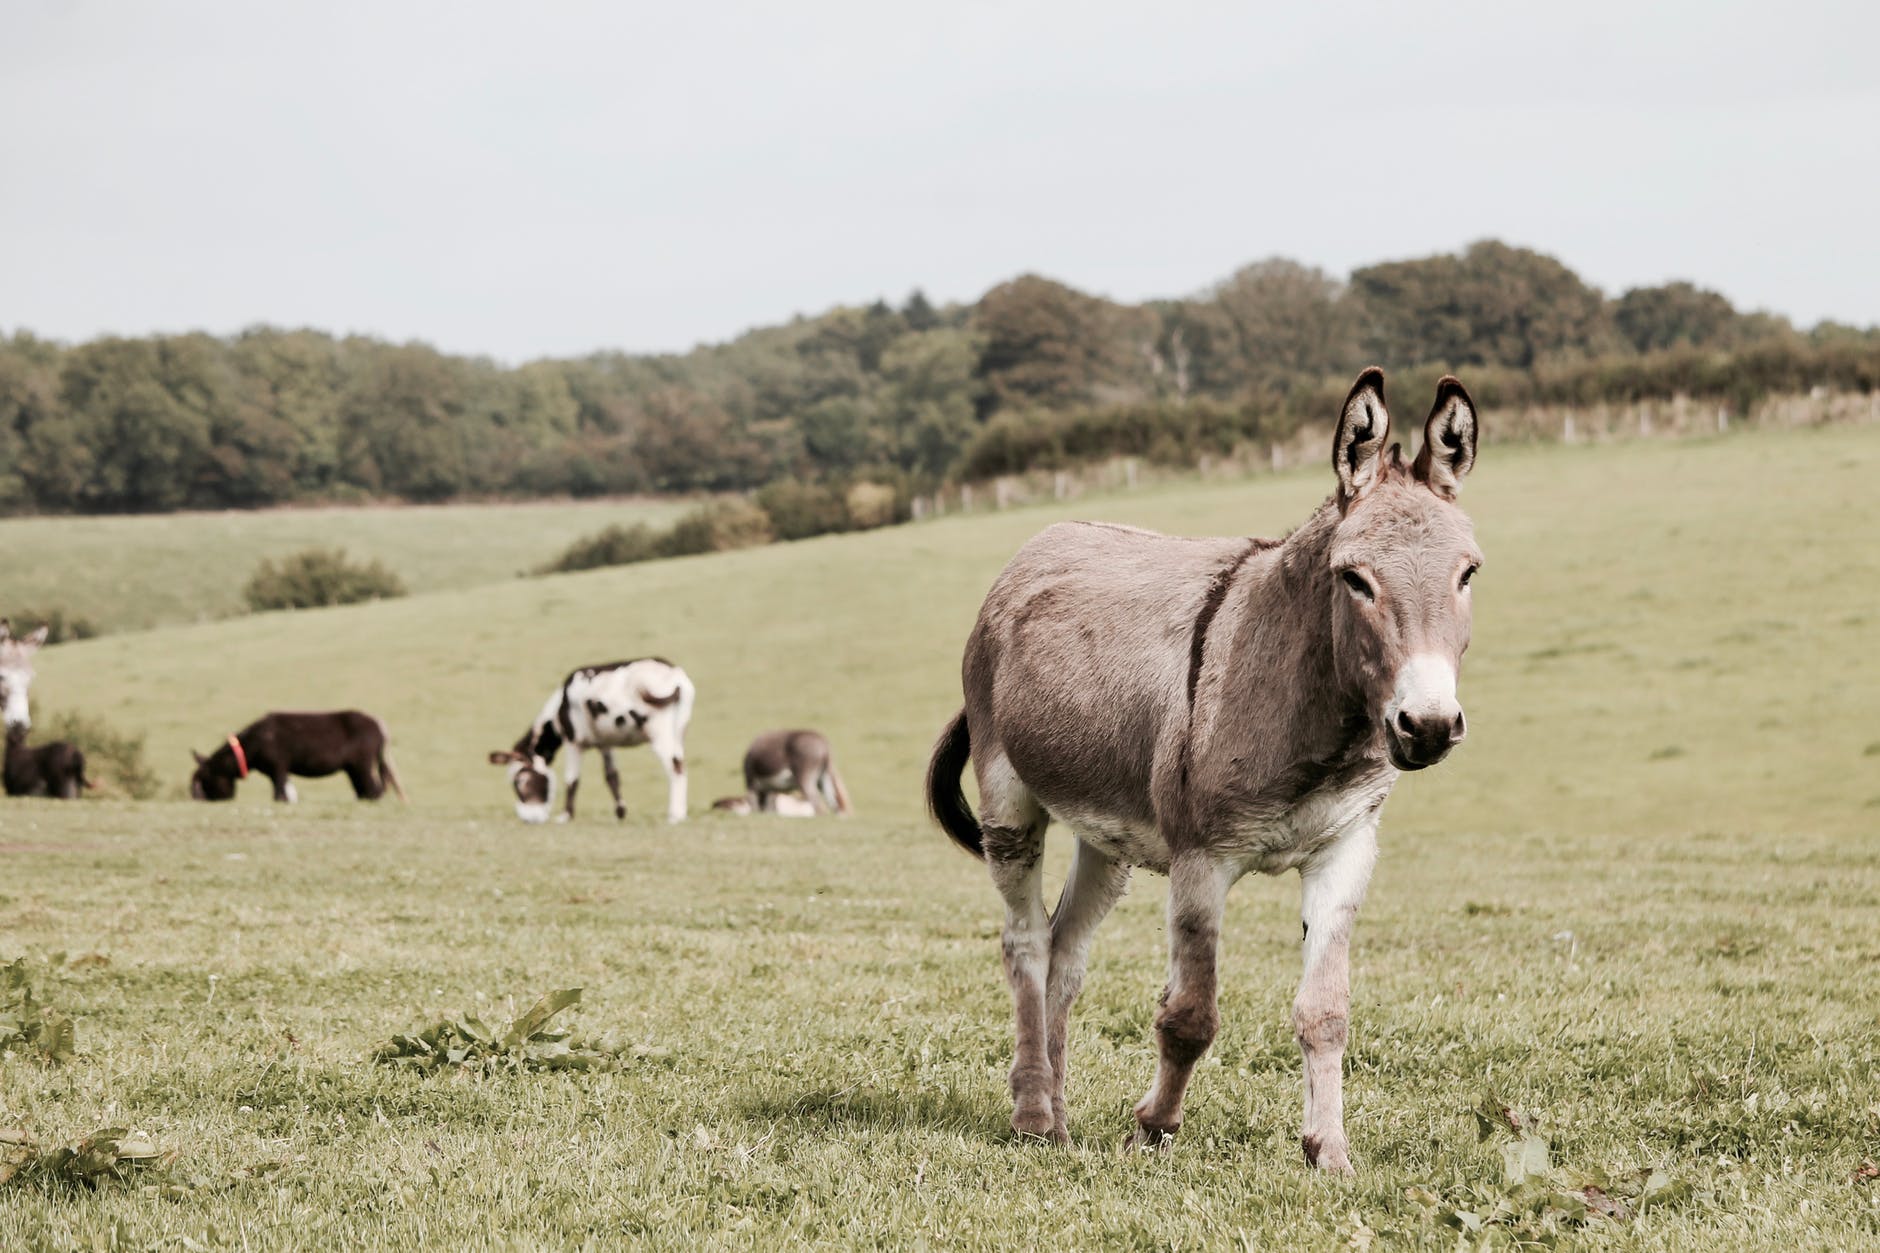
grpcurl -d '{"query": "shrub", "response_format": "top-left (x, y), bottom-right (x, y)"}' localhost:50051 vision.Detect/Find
top-left (658, 499), bottom-right (772, 557)
top-left (4, 608), bottom-right (100, 644)
top-left (243, 547), bottom-right (406, 612)
top-left (537, 523), bottom-right (662, 574)
top-left (755, 481), bottom-right (850, 541)
top-left (36, 710), bottom-right (162, 800)
top-left (845, 481), bottom-right (900, 530)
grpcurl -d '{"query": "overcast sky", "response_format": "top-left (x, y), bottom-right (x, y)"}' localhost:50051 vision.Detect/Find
top-left (2, 1), bottom-right (1874, 362)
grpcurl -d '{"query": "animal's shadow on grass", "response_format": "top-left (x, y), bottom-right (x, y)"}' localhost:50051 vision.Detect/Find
top-left (735, 1083), bottom-right (1008, 1140)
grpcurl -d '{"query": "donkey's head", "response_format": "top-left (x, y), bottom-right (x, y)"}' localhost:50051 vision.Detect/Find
top-left (1326, 368), bottom-right (1482, 771)
top-left (0, 619), bottom-right (49, 733)
top-left (487, 719), bottom-right (563, 823)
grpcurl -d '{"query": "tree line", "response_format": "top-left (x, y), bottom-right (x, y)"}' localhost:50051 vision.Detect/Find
top-left (2, 240), bottom-right (1875, 515)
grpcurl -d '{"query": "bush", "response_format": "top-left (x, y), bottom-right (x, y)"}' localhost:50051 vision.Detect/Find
top-left (5, 607), bottom-right (100, 644)
top-left (659, 499), bottom-right (772, 557)
top-left (845, 481), bottom-right (900, 530)
top-left (537, 523), bottom-right (663, 574)
top-left (35, 709), bottom-right (161, 800)
top-left (243, 548), bottom-right (407, 611)
top-left (755, 481), bottom-right (850, 541)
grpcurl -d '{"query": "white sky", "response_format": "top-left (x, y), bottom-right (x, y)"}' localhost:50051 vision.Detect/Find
top-left (2, 1), bottom-right (1875, 362)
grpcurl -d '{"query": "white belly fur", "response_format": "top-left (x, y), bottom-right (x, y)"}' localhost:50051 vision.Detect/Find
top-left (1051, 769), bottom-right (1394, 878)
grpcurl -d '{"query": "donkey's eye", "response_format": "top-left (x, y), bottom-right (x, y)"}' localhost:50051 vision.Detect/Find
top-left (1459, 565), bottom-right (1478, 591)
top-left (1340, 570), bottom-right (1376, 602)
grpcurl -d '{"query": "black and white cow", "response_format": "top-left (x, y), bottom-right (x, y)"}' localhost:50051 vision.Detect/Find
top-left (488, 657), bottom-right (694, 824)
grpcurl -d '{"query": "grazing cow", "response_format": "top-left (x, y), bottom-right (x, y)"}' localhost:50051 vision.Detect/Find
top-left (191, 710), bottom-right (407, 803)
top-left (5, 725), bottom-right (92, 799)
top-left (742, 728), bottom-right (852, 816)
top-left (927, 369), bottom-right (1482, 1170)
top-left (710, 793), bottom-right (817, 817)
top-left (488, 658), bottom-right (693, 824)
top-left (0, 618), bottom-right (49, 734)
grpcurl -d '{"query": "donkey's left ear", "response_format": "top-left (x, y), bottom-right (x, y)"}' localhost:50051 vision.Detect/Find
top-left (1412, 376), bottom-right (1478, 498)
top-left (22, 625), bottom-right (49, 649)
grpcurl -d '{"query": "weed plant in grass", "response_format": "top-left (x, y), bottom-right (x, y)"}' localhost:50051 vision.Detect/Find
top-left (3, 424), bottom-right (1879, 1246)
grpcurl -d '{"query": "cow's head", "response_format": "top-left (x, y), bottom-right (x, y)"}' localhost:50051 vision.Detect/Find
top-left (0, 619), bottom-right (49, 733)
top-left (189, 747), bottom-right (239, 801)
top-left (488, 719), bottom-right (562, 823)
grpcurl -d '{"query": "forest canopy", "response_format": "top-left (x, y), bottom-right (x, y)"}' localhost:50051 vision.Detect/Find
top-left (1, 240), bottom-right (1874, 514)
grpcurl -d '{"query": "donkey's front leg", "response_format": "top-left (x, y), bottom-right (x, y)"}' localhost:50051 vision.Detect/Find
top-left (1130, 853), bottom-right (1232, 1148)
top-left (1294, 817), bottom-right (1379, 1174)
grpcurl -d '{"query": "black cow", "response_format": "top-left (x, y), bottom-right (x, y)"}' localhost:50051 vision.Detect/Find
top-left (191, 710), bottom-right (407, 803)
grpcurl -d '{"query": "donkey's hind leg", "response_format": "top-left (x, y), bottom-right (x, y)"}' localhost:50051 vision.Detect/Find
top-left (975, 753), bottom-right (1056, 1141)
top-left (1045, 838), bottom-right (1130, 1142)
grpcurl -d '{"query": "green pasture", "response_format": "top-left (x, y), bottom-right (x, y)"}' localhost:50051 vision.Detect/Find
top-left (0, 495), bottom-right (697, 633)
top-left (3, 424), bottom-right (1879, 1247)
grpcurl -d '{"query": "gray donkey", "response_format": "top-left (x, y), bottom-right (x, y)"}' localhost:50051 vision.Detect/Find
top-left (928, 367), bottom-right (1482, 1171)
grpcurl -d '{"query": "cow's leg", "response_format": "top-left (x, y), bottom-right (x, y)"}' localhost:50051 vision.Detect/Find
top-left (975, 754), bottom-right (1056, 1141)
top-left (647, 719), bottom-right (687, 822)
top-left (599, 747), bottom-right (626, 820)
top-left (559, 749), bottom-right (582, 822)
top-left (1294, 816), bottom-right (1379, 1174)
top-left (1045, 838), bottom-right (1130, 1142)
top-left (345, 761), bottom-right (383, 800)
top-left (1129, 852), bottom-right (1232, 1149)
top-left (271, 773), bottom-right (296, 803)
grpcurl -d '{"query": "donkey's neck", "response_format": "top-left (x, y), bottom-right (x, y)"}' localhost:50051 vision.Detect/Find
top-left (1196, 502), bottom-right (1369, 787)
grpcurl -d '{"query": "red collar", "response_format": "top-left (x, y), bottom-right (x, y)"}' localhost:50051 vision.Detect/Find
top-left (227, 734), bottom-right (249, 779)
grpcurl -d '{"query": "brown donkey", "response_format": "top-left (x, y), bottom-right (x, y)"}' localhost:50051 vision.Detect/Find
top-left (928, 368), bottom-right (1482, 1170)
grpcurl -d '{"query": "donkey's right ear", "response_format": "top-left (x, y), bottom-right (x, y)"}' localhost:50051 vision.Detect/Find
top-left (1333, 366), bottom-right (1391, 505)
top-left (191, 750), bottom-right (206, 765)
top-left (0, 618), bottom-right (10, 643)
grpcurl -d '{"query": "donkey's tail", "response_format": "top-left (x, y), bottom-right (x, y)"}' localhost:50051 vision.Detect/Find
top-left (824, 761), bottom-right (853, 816)
top-left (925, 709), bottom-right (981, 859)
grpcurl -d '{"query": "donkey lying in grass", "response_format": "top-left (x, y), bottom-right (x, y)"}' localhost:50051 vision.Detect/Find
top-left (742, 728), bottom-right (852, 816)
top-left (928, 368), bottom-right (1482, 1170)
top-left (6, 725), bottom-right (93, 799)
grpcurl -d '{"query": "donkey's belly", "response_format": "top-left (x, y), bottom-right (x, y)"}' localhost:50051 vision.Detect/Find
top-left (1049, 804), bottom-right (1171, 873)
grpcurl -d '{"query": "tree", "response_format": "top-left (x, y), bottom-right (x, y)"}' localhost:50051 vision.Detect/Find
top-left (1351, 241), bottom-right (1620, 368)
top-left (1209, 258), bottom-right (1365, 389)
top-left (972, 275), bottom-right (1128, 415)
top-left (1613, 282), bottom-right (1749, 353)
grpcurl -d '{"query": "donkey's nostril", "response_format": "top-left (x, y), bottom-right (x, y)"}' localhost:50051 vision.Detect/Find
top-left (1451, 711), bottom-right (1467, 742)
top-left (1394, 710), bottom-right (1415, 738)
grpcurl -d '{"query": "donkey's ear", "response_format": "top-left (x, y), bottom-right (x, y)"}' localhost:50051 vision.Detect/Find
top-left (21, 625), bottom-right (48, 649)
top-left (0, 618), bottom-right (10, 643)
top-left (1412, 376), bottom-right (1479, 498)
top-left (191, 750), bottom-right (206, 765)
top-left (1333, 366), bottom-right (1391, 504)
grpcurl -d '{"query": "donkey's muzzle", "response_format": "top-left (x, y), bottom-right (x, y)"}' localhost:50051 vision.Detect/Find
top-left (1388, 707), bottom-right (1466, 770)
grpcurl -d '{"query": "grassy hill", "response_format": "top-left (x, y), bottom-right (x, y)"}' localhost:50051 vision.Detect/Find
top-left (0, 495), bottom-right (697, 632)
top-left (4, 423), bottom-right (1879, 1247)
top-left (22, 422), bottom-right (1880, 832)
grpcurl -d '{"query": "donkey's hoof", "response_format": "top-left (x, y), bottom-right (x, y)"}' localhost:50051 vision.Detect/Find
top-left (553, 812), bottom-right (572, 825)
top-left (1011, 1101), bottom-right (1060, 1143)
top-left (1121, 1125), bottom-right (1177, 1155)
top-left (615, 806), bottom-right (627, 820)
top-left (1302, 1134), bottom-right (1353, 1174)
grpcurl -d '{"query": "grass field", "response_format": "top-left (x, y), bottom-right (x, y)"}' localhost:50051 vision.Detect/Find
top-left (4, 423), bottom-right (1880, 1247)
top-left (0, 495), bottom-right (698, 633)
